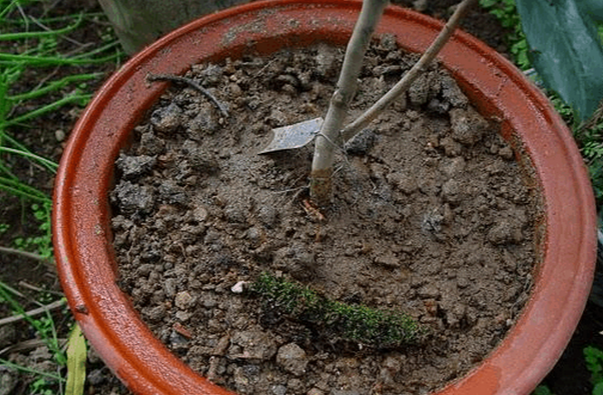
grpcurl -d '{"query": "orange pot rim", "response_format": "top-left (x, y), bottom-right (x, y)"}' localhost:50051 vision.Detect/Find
top-left (53, 1), bottom-right (597, 394)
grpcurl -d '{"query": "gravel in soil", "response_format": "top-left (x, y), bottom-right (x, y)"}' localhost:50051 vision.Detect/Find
top-left (111, 37), bottom-right (543, 395)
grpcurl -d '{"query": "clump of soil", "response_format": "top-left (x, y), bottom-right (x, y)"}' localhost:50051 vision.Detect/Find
top-left (111, 35), bottom-right (543, 395)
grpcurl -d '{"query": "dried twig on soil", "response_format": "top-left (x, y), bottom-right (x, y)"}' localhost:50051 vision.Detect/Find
top-left (0, 298), bottom-right (66, 327)
top-left (147, 73), bottom-right (230, 118)
top-left (19, 280), bottom-right (64, 297)
top-left (0, 246), bottom-right (52, 263)
top-left (0, 338), bottom-right (67, 357)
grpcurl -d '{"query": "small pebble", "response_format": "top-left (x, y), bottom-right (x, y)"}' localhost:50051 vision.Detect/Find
top-left (344, 128), bottom-right (376, 155)
top-left (86, 369), bottom-right (106, 386)
top-left (277, 343), bottom-right (308, 376)
top-left (450, 107), bottom-right (487, 145)
top-left (441, 179), bottom-right (462, 205)
top-left (55, 129), bottom-right (65, 142)
top-left (193, 206), bottom-right (209, 222)
top-left (231, 281), bottom-right (247, 294)
top-left (174, 291), bottom-right (195, 309)
top-left (230, 329), bottom-right (277, 360)
top-left (116, 154), bottom-right (156, 180)
top-left (272, 384), bottom-right (287, 395)
top-left (151, 103), bottom-right (183, 133)
top-left (257, 205), bottom-right (278, 228)
top-left (498, 145), bottom-right (514, 160)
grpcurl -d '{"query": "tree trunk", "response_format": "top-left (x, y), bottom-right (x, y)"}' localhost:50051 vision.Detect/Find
top-left (98, 0), bottom-right (250, 54)
top-left (309, 0), bottom-right (389, 207)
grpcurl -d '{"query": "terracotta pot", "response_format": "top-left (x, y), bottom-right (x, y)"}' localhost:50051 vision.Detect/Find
top-left (53, 1), bottom-right (597, 394)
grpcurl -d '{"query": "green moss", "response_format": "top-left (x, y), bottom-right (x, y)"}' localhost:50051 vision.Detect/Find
top-left (250, 272), bottom-right (424, 349)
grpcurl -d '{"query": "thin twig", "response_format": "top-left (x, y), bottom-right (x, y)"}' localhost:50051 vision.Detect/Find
top-left (0, 282), bottom-right (27, 299)
top-left (341, 0), bottom-right (479, 142)
top-left (0, 338), bottom-right (67, 357)
top-left (19, 281), bottom-right (64, 297)
top-left (63, 41), bottom-right (95, 57)
top-left (0, 298), bottom-right (66, 327)
top-left (147, 73), bottom-right (229, 118)
top-left (28, 14), bottom-right (85, 47)
top-left (16, 3), bottom-right (28, 29)
top-left (0, 246), bottom-right (51, 263)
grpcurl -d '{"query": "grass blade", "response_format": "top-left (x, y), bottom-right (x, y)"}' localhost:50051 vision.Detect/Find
top-left (0, 13), bottom-right (83, 41)
top-left (3, 93), bottom-right (92, 132)
top-left (0, 358), bottom-right (64, 382)
top-left (7, 73), bottom-right (101, 102)
top-left (65, 324), bottom-right (87, 395)
top-left (0, 147), bottom-right (59, 173)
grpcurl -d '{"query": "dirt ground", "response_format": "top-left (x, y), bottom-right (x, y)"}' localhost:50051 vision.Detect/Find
top-left (0, 1), bottom-right (601, 395)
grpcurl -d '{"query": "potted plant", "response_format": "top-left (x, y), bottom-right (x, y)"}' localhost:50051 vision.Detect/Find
top-left (53, 0), bottom-right (597, 394)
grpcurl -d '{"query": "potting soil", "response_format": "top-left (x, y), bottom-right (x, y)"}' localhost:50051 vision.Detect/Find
top-left (111, 36), bottom-right (543, 394)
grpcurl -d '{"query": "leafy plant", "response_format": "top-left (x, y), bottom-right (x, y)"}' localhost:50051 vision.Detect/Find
top-left (0, 281), bottom-right (67, 393)
top-left (483, 0), bottom-right (603, 206)
top-left (250, 272), bottom-right (424, 349)
top-left (515, 0), bottom-right (603, 122)
top-left (479, 0), bottom-right (530, 69)
top-left (0, 0), bottom-right (123, 211)
top-left (532, 385), bottom-right (554, 395)
top-left (13, 202), bottom-right (53, 260)
top-left (585, 346), bottom-right (603, 394)
top-left (0, 1), bottom-right (123, 393)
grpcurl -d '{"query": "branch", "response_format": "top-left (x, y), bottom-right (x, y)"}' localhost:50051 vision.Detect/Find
top-left (0, 246), bottom-right (50, 263)
top-left (0, 298), bottom-right (67, 327)
top-left (341, 0), bottom-right (479, 142)
top-left (146, 73), bottom-right (229, 118)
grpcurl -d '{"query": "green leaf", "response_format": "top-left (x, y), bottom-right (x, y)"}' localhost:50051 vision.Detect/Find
top-left (65, 324), bottom-right (87, 395)
top-left (516, 0), bottom-right (603, 122)
top-left (585, 346), bottom-right (603, 375)
top-left (532, 385), bottom-right (553, 395)
top-left (579, 0), bottom-right (603, 24)
top-left (594, 382), bottom-right (603, 395)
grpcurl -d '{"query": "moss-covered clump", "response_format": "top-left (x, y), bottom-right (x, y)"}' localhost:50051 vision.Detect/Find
top-left (250, 272), bottom-right (424, 349)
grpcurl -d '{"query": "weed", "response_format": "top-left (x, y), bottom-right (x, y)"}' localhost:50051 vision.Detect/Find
top-left (531, 346), bottom-right (603, 394)
top-left (583, 142), bottom-right (603, 161)
top-left (481, 0), bottom-right (603, 208)
top-left (479, 0), bottom-right (530, 69)
top-left (13, 201), bottom-right (53, 260)
top-left (0, 1), bottom-right (123, 393)
top-left (0, 282), bottom-right (66, 364)
top-left (250, 272), bottom-right (424, 349)
top-left (65, 323), bottom-right (87, 395)
top-left (0, 281), bottom-right (67, 393)
top-left (0, 358), bottom-right (64, 383)
top-left (533, 385), bottom-right (554, 395)
top-left (0, 0), bottom-right (124, 217)
top-left (585, 345), bottom-right (603, 394)
top-left (576, 113), bottom-right (603, 204)
top-left (30, 377), bottom-right (60, 395)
